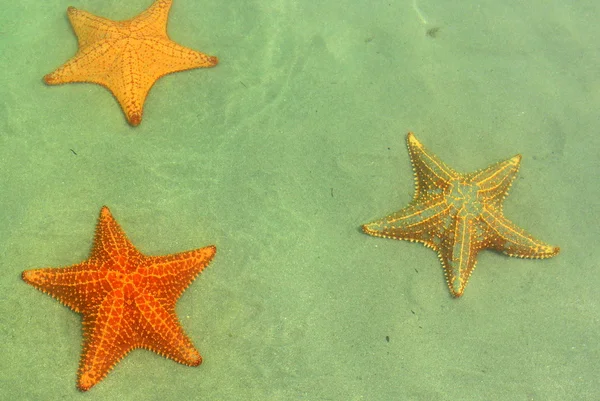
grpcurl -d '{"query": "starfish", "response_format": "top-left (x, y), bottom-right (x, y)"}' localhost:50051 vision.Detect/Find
top-left (362, 132), bottom-right (559, 297)
top-left (22, 206), bottom-right (216, 391)
top-left (44, 0), bottom-right (218, 126)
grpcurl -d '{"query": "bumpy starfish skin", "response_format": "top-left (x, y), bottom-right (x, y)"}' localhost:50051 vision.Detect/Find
top-left (22, 206), bottom-right (216, 391)
top-left (363, 132), bottom-right (559, 297)
top-left (44, 0), bottom-right (218, 126)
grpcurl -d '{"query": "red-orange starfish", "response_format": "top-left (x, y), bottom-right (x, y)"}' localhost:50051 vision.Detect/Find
top-left (44, 0), bottom-right (218, 126)
top-left (22, 206), bottom-right (216, 391)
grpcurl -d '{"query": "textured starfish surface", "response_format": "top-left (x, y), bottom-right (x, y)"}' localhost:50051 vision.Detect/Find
top-left (44, 0), bottom-right (218, 126)
top-left (363, 132), bottom-right (559, 297)
top-left (22, 206), bottom-right (216, 391)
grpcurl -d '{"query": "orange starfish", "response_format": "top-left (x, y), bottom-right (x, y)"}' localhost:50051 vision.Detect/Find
top-left (363, 132), bottom-right (559, 297)
top-left (22, 206), bottom-right (216, 391)
top-left (44, 0), bottom-right (218, 126)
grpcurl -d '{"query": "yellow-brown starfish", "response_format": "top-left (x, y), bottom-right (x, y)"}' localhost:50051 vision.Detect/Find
top-left (362, 132), bottom-right (559, 297)
top-left (22, 206), bottom-right (216, 391)
top-left (44, 0), bottom-right (218, 126)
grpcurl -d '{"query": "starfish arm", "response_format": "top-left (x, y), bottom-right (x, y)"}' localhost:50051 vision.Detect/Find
top-left (481, 207), bottom-right (560, 258)
top-left (108, 39), bottom-right (218, 125)
top-left (44, 43), bottom-right (151, 126)
top-left (90, 207), bottom-right (143, 272)
top-left (43, 40), bottom-right (122, 85)
top-left (77, 289), bottom-right (135, 391)
top-left (66, 7), bottom-right (120, 49)
top-left (439, 213), bottom-right (479, 297)
top-left (362, 199), bottom-right (450, 248)
top-left (132, 0), bottom-right (173, 36)
top-left (22, 263), bottom-right (110, 313)
top-left (135, 292), bottom-right (201, 366)
top-left (106, 48), bottom-right (152, 126)
top-left (145, 39), bottom-right (219, 75)
top-left (44, 7), bottom-right (133, 85)
top-left (406, 133), bottom-right (457, 198)
top-left (474, 155), bottom-right (521, 205)
top-left (141, 245), bottom-right (216, 306)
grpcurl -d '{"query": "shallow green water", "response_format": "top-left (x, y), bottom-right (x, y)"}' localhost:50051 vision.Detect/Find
top-left (0, 0), bottom-right (597, 399)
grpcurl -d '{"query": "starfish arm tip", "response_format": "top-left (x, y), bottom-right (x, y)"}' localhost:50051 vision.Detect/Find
top-left (77, 371), bottom-right (99, 392)
top-left (539, 246), bottom-right (561, 257)
top-left (43, 73), bottom-right (58, 85)
top-left (361, 224), bottom-right (376, 235)
top-left (99, 206), bottom-right (114, 220)
top-left (127, 112), bottom-right (142, 126)
top-left (190, 353), bottom-right (202, 366)
top-left (21, 269), bottom-right (34, 283)
top-left (546, 246), bottom-right (560, 257)
top-left (21, 269), bottom-right (49, 287)
top-left (197, 244), bottom-right (217, 261)
top-left (66, 6), bottom-right (87, 25)
top-left (188, 53), bottom-right (219, 68)
top-left (512, 154), bottom-right (522, 165)
top-left (446, 279), bottom-right (467, 298)
top-left (406, 131), bottom-right (418, 144)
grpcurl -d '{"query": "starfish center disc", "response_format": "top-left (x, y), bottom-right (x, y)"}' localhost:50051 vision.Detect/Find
top-left (447, 180), bottom-right (482, 217)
